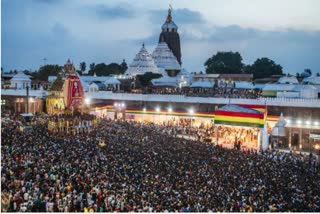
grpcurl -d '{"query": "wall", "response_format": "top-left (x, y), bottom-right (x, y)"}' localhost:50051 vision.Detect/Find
top-left (85, 91), bottom-right (320, 108)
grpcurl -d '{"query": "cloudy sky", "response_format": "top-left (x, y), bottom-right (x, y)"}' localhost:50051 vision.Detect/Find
top-left (2, 0), bottom-right (320, 74)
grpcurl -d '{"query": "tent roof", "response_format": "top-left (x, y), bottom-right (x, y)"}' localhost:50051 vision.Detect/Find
top-left (218, 104), bottom-right (264, 114)
top-left (190, 81), bottom-right (214, 88)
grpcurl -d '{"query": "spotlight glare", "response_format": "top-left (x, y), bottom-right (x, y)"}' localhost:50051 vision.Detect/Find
top-left (189, 108), bottom-right (194, 115)
top-left (85, 98), bottom-right (90, 105)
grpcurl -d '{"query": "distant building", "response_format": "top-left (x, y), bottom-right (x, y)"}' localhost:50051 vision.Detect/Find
top-left (192, 73), bottom-right (253, 86)
top-left (277, 76), bottom-right (299, 84)
top-left (10, 72), bottom-right (32, 89)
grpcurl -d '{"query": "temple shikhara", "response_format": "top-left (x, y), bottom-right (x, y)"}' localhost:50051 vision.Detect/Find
top-left (46, 59), bottom-right (85, 115)
top-left (159, 5), bottom-right (181, 65)
top-left (125, 6), bottom-right (182, 77)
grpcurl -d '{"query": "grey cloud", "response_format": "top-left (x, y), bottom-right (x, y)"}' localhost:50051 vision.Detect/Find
top-left (51, 23), bottom-right (69, 36)
top-left (94, 4), bottom-right (134, 19)
top-left (149, 8), bottom-right (205, 26)
top-left (32, 0), bottom-right (62, 5)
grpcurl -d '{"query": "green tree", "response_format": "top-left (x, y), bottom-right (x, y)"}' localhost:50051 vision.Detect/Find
top-left (32, 64), bottom-right (62, 81)
top-left (246, 57), bottom-right (283, 79)
top-left (121, 59), bottom-right (128, 71)
top-left (204, 51), bottom-right (244, 74)
top-left (23, 69), bottom-right (33, 75)
top-left (136, 72), bottom-right (162, 87)
top-left (89, 63), bottom-right (95, 73)
top-left (88, 62), bottom-right (127, 76)
top-left (80, 62), bottom-right (86, 74)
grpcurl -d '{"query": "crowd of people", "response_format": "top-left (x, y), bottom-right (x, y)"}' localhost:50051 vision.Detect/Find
top-left (47, 112), bottom-right (97, 134)
top-left (1, 116), bottom-right (320, 212)
top-left (121, 85), bottom-right (262, 99)
top-left (217, 126), bottom-right (259, 150)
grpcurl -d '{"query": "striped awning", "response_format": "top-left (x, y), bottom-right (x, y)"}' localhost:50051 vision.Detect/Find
top-left (214, 104), bottom-right (265, 128)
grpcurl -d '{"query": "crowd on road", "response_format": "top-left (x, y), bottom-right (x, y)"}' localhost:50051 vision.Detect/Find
top-left (1, 117), bottom-right (320, 212)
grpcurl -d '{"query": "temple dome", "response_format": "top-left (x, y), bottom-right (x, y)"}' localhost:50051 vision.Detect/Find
top-left (125, 44), bottom-right (165, 77)
top-left (161, 6), bottom-right (178, 32)
top-left (152, 42), bottom-right (181, 71)
top-left (162, 22), bottom-right (178, 31)
top-left (11, 72), bottom-right (31, 81)
top-left (10, 72), bottom-right (31, 89)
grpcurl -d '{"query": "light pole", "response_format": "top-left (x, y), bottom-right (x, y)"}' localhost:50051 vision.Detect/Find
top-left (26, 85), bottom-right (29, 114)
top-left (114, 102), bottom-right (125, 120)
top-left (143, 107), bottom-right (146, 123)
top-left (168, 107), bottom-right (173, 125)
top-left (155, 107), bottom-right (160, 124)
top-left (85, 98), bottom-right (91, 115)
top-left (189, 108), bottom-right (194, 127)
top-left (315, 144), bottom-right (320, 155)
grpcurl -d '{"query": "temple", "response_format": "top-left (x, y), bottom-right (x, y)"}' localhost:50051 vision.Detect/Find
top-left (159, 6), bottom-right (181, 65)
top-left (125, 44), bottom-right (166, 77)
top-left (125, 6), bottom-right (182, 78)
top-left (152, 42), bottom-right (181, 77)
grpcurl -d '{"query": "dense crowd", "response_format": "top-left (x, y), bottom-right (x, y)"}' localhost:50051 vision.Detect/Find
top-left (1, 117), bottom-right (320, 212)
top-left (121, 86), bottom-right (262, 99)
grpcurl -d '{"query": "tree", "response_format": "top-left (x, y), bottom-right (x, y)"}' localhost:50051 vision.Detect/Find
top-left (246, 57), bottom-right (283, 79)
top-left (88, 62), bottom-right (127, 76)
top-left (121, 59), bottom-right (128, 71)
top-left (89, 63), bottom-right (95, 73)
top-left (316, 72), bottom-right (320, 77)
top-left (31, 64), bottom-right (62, 81)
top-left (23, 69), bottom-right (33, 75)
top-left (80, 62), bottom-right (86, 74)
top-left (136, 72), bottom-right (162, 87)
top-left (204, 51), bottom-right (244, 74)
top-left (301, 68), bottom-right (312, 77)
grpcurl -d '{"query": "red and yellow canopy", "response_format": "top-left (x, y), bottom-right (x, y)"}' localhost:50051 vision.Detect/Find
top-left (214, 104), bottom-right (265, 128)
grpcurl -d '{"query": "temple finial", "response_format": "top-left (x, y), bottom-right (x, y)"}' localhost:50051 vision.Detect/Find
top-left (166, 5), bottom-right (172, 23)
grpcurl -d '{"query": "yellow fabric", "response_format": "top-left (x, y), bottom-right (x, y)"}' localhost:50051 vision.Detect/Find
top-left (214, 115), bottom-right (264, 124)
